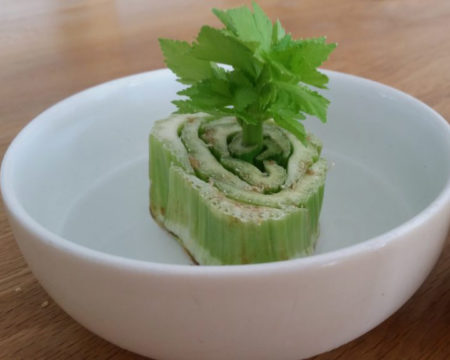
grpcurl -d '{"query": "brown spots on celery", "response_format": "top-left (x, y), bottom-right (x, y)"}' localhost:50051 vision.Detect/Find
top-left (189, 156), bottom-right (200, 170)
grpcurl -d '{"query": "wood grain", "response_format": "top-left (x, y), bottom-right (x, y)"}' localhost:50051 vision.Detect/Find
top-left (0, 0), bottom-right (449, 359)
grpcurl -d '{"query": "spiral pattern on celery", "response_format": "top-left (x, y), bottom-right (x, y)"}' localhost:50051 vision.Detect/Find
top-left (149, 114), bottom-right (327, 265)
top-left (178, 115), bottom-right (325, 209)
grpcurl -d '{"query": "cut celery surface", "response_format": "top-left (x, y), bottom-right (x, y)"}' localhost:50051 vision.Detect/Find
top-left (149, 114), bottom-right (327, 265)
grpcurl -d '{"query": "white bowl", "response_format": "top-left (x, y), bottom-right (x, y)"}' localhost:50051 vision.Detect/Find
top-left (1, 69), bottom-right (449, 360)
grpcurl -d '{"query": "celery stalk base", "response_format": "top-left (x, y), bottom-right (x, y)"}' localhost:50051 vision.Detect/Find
top-left (149, 114), bottom-right (326, 265)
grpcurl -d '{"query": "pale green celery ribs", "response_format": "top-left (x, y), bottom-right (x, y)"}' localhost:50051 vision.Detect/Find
top-left (149, 114), bottom-right (327, 265)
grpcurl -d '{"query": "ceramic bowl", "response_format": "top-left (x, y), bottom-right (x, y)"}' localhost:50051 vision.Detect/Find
top-left (1, 69), bottom-right (449, 360)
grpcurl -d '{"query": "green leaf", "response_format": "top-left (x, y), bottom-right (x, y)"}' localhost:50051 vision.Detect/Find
top-left (275, 82), bottom-right (330, 123)
top-left (227, 69), bottom-right (254, 88)
top-left (233, 86), bottom-right (258, 111)
top-left (272, 19), bottom-right (286, 44)
top-left (159, 39), bottom-right (215, 85)
top-left (191, 26), bottom-right (258, 76)
top-left (212, 8), bottom-right (238, 34)
top-left (173, 99), bottom-right (233, 118)
top-left (212, 1), bottom-right (272, 51)
top-left (160, 2), bottom-right (336, 144)
top-left (177, 77), bottom-right (232, 110)
top-left (267, 37), bottom-right (335, 88)
top-left (296, 37), bottom-right (337, 68)
top-left (251, 1), bottom-right (273, 50)
top-left (298, 69), bottom-right (329, 89)
top-left (172, 99), bottom-right (200, 114)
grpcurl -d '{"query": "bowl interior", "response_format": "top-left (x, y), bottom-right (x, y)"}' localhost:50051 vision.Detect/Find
top-left (4, 70), bottom-right (450, 265)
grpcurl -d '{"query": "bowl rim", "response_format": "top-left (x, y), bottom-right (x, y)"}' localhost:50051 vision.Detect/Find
top-left (1, 68), bottom-right (450, 276)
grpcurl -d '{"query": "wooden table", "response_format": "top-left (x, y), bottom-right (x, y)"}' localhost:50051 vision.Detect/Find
top-left (1, 0), bottom-right (449, 359)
